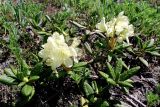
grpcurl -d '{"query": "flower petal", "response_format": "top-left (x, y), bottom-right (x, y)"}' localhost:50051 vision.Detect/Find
top-left (71, 38), bottom-right (81, 47)
top-left (63, 58), bottom-right (73, 68)
top-left (96, 17), bottom-right (108, 32)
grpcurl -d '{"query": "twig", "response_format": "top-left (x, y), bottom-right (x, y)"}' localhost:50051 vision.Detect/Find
top-left (69, 20), bottom-right (106, 38)
top-left (90, 31), bottom-right (106, 38)
top-left (127, 94), bottom-right (146, 107)
top-left (69, 20), bottom-right (86, 29)
top-left (124, 96), bottom-right (139, 107)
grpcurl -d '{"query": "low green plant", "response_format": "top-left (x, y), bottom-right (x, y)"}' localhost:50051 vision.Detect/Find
top-left (82, 80), bottom-right (110, 107)
top-left (100, 59), bottom-right (140, 88)
top-left (0, 62), bottom-right (42, 103)
top-left (0, 0), bottom-right (43, 27)
top-left (128, 36), bottom-right (160, 67)
top-left (69, 62), bottom-right (90, 84)
top-left (147, 92), bottom-right (160, 107)
top-left (0, 22), bottom-right (42, 105)
top-left (146, 84), bottom-right (160, 107)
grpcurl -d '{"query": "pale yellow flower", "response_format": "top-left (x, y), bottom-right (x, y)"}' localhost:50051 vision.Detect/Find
top-left (115, 13), bottom-right (129, 35)
top-left (38, 32), bottom-right (80, 70)
top-left (105, 18), bottom-right (117, 37)
top-left (118, 24), bottom-right (134, 44)
top-left (96, 11), bottom-right (134, 43)
top-left (69, 37), bottom-right (81, 63)
top-left (96, 17), bottom-right (108, 32)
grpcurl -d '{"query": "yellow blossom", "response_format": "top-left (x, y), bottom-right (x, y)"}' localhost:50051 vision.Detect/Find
top-left (105, 18), bottom-right (117, 37)
top-left (96, 17), bottom-right (108, 32)
top-left (117, 24), bottom-right (134, 43)
top-left (96, 11), bottom-right (134, 44)
top-left (38, 32), bottom-right (80, 70)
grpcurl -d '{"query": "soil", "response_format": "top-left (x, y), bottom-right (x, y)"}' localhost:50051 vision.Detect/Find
top-left (24, 77), bottom-right (81, 107)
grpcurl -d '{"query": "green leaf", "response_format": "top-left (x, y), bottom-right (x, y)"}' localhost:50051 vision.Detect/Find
top-left (21, 84), bottom-right (33, 97)
top-left (18, 9), bottom-right (22, 23)
top-left (143, 40), bottom-right (149, 49)
top-left (29, 76), bottom-right (40, 82)
top-left (18, 82), bottom-right (26, 87)
top-left (120, 66), bottom-right (140, 81)
top-left (136, 36), bottom-right (143, 49)
top-left (84, 42), bottom-right (92, 54)
top-left (115, 59), bottom-right (123, 81)
top-left (147, 39), bottom-right (154, 48)
top-left (29, 19), bottom-right (41, 30)
top-left (147, 51), bottom-right (160, 57)
top-left (73, 62), bottom-right (87, 68)
top-left (45, 15), bottom-right (51, 22)
top-left (107, 55), bottom-right (112, 62)
top-left (17, 72), bottom-right (25, 81)
top-left (4, 68), bottom-right (16, 78)
top-left (0, 75), bottom-right (16, 85)
top-left (89, 95), bottom-right (96, 103)
top-left (73, 67), bottom-right (85, 72)
top-left (121, 60), bottom-right (129, 70)
top-left (83, 81), bottom-right (94, 97)
top-left (107, 78), bottom-right (117, 86)
top-left (27, 87), bottom-right (35, 101)
top-left (70, 73), bottom-right (81, 84)
top-left (115, 59), bottom-right (123, 73)
top-left (118, 81), bottom-right (133, 87)
top-left (21, 60), bottom-right (30, 76)
top-left (37, 31), bottom-right (51, 36)
top-left (99, 72), bottom-right (117, 85)
top-left (139, 57), bottom-right (149, 67)
top-left (100, 101), bottom-right (109, 107)
top-left (31, 62), bottom-right (43, 76)
top-left (107, 62), bottom-right (115, 80)
top-left (125, 79), bottom-right (133, 83)
top-left (99, 71), bottom-right (109, 79)
top-left (10, 65), bottom-right (18, 76)
top-left (91, 81), bottom-right (98, 94)
top-left (35, 12), bottom-right (42, 23)
top-left (115, 42), bottom-right (131, 50)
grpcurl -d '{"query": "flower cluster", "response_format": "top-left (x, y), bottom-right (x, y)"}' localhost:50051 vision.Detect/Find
top-left (38, 32), bottom-right (80, 70)
top-left (96, 11), bottom-right (134, 44)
